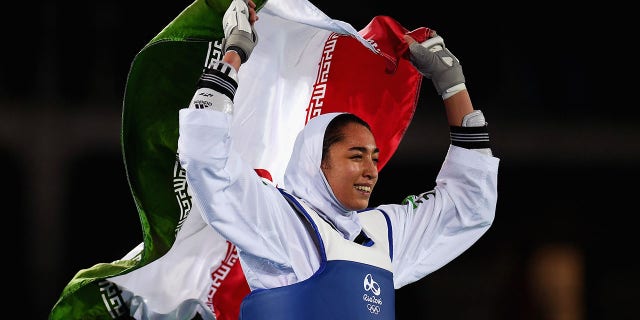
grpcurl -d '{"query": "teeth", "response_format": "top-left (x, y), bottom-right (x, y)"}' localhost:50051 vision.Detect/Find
top-left (355, 185), bottom-right (371, 192)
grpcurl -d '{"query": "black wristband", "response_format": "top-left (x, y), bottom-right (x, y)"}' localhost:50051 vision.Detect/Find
top-left (226, 46), bottom-right (248, 64)
top-left (197, 62), bottom-right (238, 101)
top-left (450, 125), bottom-right (491, 149)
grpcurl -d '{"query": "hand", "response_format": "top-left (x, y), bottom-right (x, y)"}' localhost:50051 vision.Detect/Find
top-left (223, 0), bottom-right (259, 64)
top-left (405, 32), bottom-right (465, 99)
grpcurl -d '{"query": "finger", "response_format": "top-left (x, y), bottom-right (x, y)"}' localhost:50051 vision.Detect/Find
top-left (249, 9), bottom-right (258, 23)
top-left (403, 34), bottom-right (416, 45)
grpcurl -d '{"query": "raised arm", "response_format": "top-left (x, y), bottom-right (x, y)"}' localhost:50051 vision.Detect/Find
top-left (385, 31), bottom-right (499, 288)
top-left (405, 31), bottom-right (492, 155)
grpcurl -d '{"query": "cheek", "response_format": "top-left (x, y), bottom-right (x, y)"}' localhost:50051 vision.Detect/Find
top-left (329, 161), bottom-right (356, 178)
top-left (323, 162), bottom-right (356, 189)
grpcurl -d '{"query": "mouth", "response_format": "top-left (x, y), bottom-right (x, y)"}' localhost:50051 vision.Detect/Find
top-left (354, 185), bottom-right (372, 194)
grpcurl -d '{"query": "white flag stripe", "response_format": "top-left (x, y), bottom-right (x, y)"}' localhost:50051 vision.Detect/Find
top-left (232, 0), bottom-right (362, 186)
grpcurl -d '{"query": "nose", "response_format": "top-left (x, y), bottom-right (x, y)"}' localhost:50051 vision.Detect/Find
top-left (363, 158), bottom-right (378, 180)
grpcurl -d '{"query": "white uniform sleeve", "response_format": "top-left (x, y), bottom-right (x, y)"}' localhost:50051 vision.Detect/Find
top-left (379, 145), bottom-right (499, 289)
top-left (177, 109), bottom-right (298, 271)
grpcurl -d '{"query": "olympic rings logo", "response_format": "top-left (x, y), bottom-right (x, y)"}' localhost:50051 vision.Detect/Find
top-left (363, 274), bottom-right (381, 296)
top-left (367, 304), bottom-right (381, 314)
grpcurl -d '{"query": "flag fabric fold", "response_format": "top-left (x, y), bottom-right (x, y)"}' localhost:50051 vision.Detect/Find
top-left (50, 0), bottom-right (429, 319)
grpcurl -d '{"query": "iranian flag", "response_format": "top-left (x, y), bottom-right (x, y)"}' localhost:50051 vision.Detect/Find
top-left (50, 0), bottom-right (429, 319)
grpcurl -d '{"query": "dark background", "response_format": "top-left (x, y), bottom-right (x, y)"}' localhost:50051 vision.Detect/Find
top-left (1, 1), bottom-right (637, 319)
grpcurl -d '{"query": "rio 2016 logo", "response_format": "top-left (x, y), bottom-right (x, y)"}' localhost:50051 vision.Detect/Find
top-left (362, 273), bottom-right (383, 315)
top-left (363, 274), bottom-right (381, 296)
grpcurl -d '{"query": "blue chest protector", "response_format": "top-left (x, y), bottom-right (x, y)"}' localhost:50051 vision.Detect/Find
top-left (239, 190), bottom-right (395, 319)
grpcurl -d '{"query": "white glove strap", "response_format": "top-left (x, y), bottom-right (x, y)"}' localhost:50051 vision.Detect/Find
top-left (442, 83), bottom-right (466, 100)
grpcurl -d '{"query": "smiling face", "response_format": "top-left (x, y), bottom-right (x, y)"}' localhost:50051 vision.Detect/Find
top-left (321, 122), bottom-right (379, 210)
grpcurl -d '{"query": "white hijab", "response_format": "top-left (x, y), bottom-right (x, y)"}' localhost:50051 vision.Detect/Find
top-left (283, 112), bottom-right (362, 241)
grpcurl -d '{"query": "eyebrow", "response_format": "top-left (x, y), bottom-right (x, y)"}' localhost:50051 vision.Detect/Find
top-left (349, 146), bottom-right (380, 154)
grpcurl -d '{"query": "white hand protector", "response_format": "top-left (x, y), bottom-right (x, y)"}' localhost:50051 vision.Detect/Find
top-left (223, 0), bottom-right (258, 63)
top-left (408, 34), bottom-right (466, 99)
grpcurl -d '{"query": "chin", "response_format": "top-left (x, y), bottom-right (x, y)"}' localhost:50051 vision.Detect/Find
top-left (341, 196), bottom-right (369, 211)
top-left (351, 202), bottom-right (369, 211)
